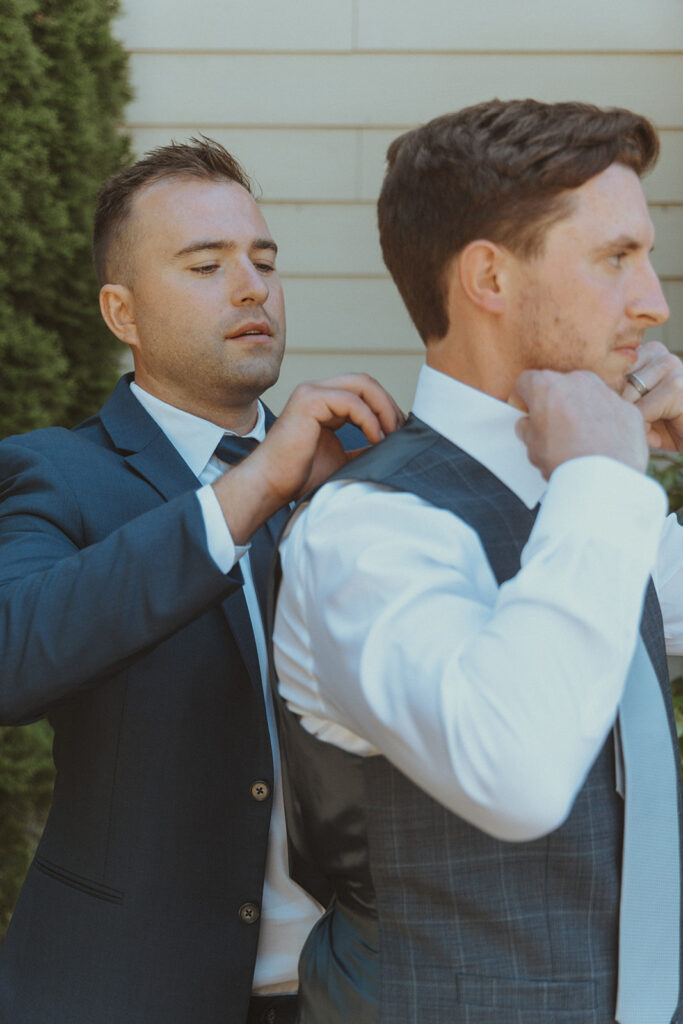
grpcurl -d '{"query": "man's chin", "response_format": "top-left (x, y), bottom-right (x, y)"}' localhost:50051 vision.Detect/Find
top-left (224, 364), bottom-right (282, 403)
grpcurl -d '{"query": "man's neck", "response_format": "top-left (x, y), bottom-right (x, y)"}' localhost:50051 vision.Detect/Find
top-left (425, 343), bottom-right (518, 404)
top-left (131, 377), bottom-right (260, 435)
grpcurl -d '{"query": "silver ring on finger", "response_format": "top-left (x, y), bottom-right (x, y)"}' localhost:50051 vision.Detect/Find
top-left (625, 372), bottom-right (650, 397)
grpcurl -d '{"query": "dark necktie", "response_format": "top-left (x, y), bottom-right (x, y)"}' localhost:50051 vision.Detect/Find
top-left (214, 434), bottom-right (288, 618)
top-left (214, 434), bottom-right (260, 466)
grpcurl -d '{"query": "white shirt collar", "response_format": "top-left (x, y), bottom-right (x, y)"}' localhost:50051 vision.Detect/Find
top-left (129, 380), bottom-right (266, 479)
top-left (411, 365), bottom-right (546, 510)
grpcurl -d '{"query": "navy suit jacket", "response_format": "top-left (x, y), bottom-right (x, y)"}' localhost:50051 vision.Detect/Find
top-left (0, 375), bottom-right (362, 1024)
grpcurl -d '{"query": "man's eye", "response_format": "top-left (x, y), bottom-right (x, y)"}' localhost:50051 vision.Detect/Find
top-left (608, 253), bottom-right (624, 268)
top-left (255, 262), bottom-right (275, 273)
top-left (191, 263), bottom-right (218, 275)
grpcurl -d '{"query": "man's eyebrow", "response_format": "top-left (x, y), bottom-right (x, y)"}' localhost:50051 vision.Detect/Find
top-left (173, 238), bottom-right (278, 258)
top-left (592, 234), bottom-right (652, 256)
top-left (254, 238), bottom-right (278, 256)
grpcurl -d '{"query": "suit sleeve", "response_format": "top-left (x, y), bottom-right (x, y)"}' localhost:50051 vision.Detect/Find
top-left (0, 440), bottom-right (240, 724)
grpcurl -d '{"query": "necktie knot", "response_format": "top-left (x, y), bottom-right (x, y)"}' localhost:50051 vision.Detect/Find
top-left (214, 434), bottom-right (259, 466)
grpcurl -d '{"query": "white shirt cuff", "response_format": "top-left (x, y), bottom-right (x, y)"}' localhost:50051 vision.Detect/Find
top-left (195, 485), bottom-right (248, 573)
top-left (541, 455), bottom-right (667, 561)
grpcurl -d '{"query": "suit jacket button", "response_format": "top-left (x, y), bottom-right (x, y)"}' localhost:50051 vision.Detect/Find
top-left (238, 902), bottom-right (260, 924)
top-left (250, 780), bottom-right (271, 802)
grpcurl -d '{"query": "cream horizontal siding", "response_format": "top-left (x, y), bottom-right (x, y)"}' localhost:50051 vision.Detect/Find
top-left (117, 3), bottom-right (682, 413)
top-left (127, 126), bottom-right (683, 204)
top-left (126, 54), bottom-right (682, 127)
top-left (264, 203), bottom-right (683, 278)
top-left (115, 0), bottom-right (354, 51)
top-left (129, 128), bottom-right (362, 201)
top-left (358, 128), bottom-right (683, 204)
top-left (355, 1), bottom-right (683, 52)
top-left (117, 0), bottom-right (681, 52)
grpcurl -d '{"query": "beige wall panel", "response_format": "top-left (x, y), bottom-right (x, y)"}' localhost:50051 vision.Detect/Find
top-left (646, 280), bottom-right (683, 354)
top-left (282, 277), bottom-right (683, 360)
top-left (128, 124), bottom-right (682, 206)
top-left (263, 351), bottom-right (424, 414)
top-left (128, 127), bottom-right (360, 200)
top-left (115, 0), bottom-right (353, 51)
top-left (284, 277), bottom-right (683, 357)
top-left (361, 128), bottom-right (683, 203)
top-left (359, 129), bottom-right (394, 199)
top-left (283, 278), bottom-right (683, 357)
top-left (282, 278), bottom-right (418, 352)
top-left (357, 0), bottom-right (682, 52)
top-left (650, 207), bottom-right (683, 278)
top-left (260, 203), bottom-right (382, 275)
top-left (118, 346), bottom-right (134, 374)
top-left (127, 54), bottom-right (682, 128)
top-left (646, 132), bottom-right (683, 203)
top-left (264, 203), bottom-right (682, 277)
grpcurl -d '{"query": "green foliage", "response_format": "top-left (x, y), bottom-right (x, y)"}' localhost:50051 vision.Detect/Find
top-left (648, 453), bottom-right (683, 777)
top-left (648, 452), bottom-right (683, 517)
top-left (0, 0), bottom-right (132, 944)
top-left (0, 722), bottom-right (55, 937)
top-left (0, 0), bottom-right (133, 440)
top-left (672, 679), bottom-right (683, 777)
top-left (0, 302), bottom-right (74, 435)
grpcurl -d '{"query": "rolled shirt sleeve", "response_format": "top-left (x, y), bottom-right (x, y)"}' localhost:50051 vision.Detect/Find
top-left (274, 454), bottom-right (667, 842)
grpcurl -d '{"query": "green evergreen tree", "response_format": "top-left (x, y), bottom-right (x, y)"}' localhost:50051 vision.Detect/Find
top-left (0, 0), bottom-right (132, 440)
top-left (0, 0), bottom-right (74, 433)
top-left (30, 0), bottom-right (133, 423)
top-left (0, 0), bottom-right (133, 942)
top-left (0, 722), bottom-right (55, 935)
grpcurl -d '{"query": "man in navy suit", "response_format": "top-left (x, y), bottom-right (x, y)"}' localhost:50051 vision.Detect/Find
top-left (0, 137), bottom-right (400, 1024)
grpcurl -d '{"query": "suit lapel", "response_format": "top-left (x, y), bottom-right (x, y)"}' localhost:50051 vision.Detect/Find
top-left (220, 573), bottom-right (264, 703)
top-left (98, 374), bottom-right (265, 698)
top-left (99, 374), bottom-right (200, 500)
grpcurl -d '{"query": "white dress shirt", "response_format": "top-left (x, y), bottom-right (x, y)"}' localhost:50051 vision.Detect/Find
top-left (130, 382), bottom-right (320, 994)
top-left (274, 365), bottom-right (682, 843)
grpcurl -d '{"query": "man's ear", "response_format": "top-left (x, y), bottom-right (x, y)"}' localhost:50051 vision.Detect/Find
top-left (457, 239), bottom-right (509, 315)
top-left (99, 284), bottom-right (139, 348)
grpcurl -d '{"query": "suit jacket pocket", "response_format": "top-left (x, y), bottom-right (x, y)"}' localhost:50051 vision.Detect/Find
top-left (34, 857), bottom-right (124, 904)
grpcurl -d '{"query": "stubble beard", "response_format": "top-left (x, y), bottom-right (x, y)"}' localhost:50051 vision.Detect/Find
top-left (517, 300), bottom-right (628, 395)
top-left (212, 339), bottom-right (286, 407)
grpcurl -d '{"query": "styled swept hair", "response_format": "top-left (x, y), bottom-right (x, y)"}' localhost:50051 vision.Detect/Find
top-left (93, 136), bottom-right (253, 285)
top-left (378, 99), bottom-right (659, 343)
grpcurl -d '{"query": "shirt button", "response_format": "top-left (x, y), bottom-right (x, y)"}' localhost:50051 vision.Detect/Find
top-left (250, 780), bottom-right (271, 802)
top-left (238, 901), bottom-right (260, 925)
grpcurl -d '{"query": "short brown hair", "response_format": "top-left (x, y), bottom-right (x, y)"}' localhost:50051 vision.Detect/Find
top-left (378, 99), bottom-right (659, 343)
top-left (93, 136), bottom-right (253, 285)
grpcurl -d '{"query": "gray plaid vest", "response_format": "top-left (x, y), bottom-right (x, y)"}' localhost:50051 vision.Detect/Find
top-left (271, 415), bottom-right (682, 1024)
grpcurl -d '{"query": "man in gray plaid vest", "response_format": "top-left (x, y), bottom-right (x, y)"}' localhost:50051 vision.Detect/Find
top-left (272, 99), bottom-right (683, 1023)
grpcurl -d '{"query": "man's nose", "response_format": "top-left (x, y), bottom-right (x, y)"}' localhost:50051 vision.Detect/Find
top-left (628, 262), bottom-right (670, 326)
top-left (230, 259), bottom-right (269, 305)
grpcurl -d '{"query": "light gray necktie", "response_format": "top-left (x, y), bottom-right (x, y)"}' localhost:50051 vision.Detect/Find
top-left (615, 638), bottom-right (681, 1023)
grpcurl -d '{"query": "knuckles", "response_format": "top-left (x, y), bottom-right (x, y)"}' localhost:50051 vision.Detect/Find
top-left (641, 340), bottom-right (668, 359)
